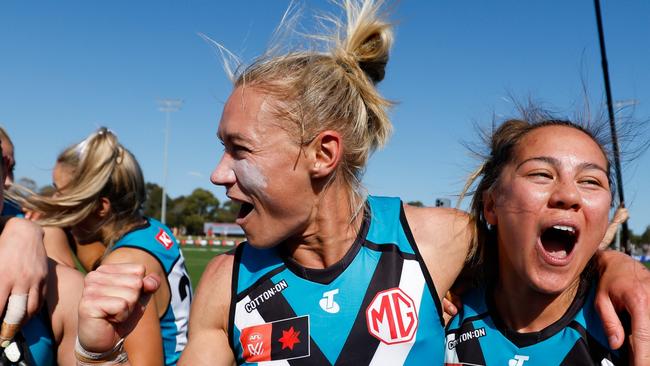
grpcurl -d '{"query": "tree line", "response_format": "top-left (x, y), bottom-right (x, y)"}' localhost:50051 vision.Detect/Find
top-left (143, 183), bottom-right (241, 235)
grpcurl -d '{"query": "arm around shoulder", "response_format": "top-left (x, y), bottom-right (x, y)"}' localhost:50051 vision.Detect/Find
top-left (179, 252), bottom-right (236, 366)
top-left (593, 249), bottom-right (650, 365)
top-left (403, 205), bottom-right (472, 301)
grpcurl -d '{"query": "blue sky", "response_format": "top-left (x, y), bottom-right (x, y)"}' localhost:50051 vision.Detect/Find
top-left (2, 1), bottom-right (649, 233)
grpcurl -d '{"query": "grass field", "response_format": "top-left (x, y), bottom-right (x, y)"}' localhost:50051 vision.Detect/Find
top-left (181, 246), bottom-right (232, 289)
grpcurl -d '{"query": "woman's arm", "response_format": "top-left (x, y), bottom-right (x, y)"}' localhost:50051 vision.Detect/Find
top-left (101, 248), bottom-right (167, 366)
top-left (595, 250), bottom-right (650, 365)
top-left (77, 263), bottom-right (160, 366)
top-left (403, 205), bottom-right (472, 301)
top-left (46, 259), bottom-right (83, 366)
top-left (178, 253), bottom-right (236, 366)
top-left (42, 226), bottom-right (76, 267)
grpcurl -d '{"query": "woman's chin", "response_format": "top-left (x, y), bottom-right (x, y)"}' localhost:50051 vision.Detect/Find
top-left (528, 269), bottom-right (579, 296)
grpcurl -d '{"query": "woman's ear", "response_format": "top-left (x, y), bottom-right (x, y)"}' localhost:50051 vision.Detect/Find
top-left (97, 197), bottom-right (112, 218)
top-left (309, 130), bottom-right (343, 179)
top-left (483, 189), bottom-right (498, 226)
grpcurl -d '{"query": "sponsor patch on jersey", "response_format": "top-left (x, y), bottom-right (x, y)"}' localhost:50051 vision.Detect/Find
top-left (447, 327), bottom-right (486, 349)
top-left (244, 280), bottom-right (289, 313)
top-left (155, 228), bottom-right (174, 250)
top-left (366, 287), bottom-right (419, 345)
top-left (240, 315), bottom-right (310, 362)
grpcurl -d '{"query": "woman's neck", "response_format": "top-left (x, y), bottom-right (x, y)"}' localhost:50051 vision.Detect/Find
top-left (494, 269), bottom-right (580, 333)
top-left (283, 186), bottom-right (363, 270)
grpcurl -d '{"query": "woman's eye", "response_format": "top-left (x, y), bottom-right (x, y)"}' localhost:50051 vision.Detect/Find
top-left (529, 171), bottom-right (553, 179)
top-left (579, 178), bottom-right (602, 187)
top-left (230, 144), bottom-right (252, 157)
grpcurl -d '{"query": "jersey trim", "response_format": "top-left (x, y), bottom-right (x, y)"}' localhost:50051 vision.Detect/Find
top-left (333, 246), bottom-right (404, 364)
top-left (228, 243), bottom-right (244, 355)
top-left (236, 265), bottom-right (288, 303)
top-left (487, 279), bottom-right (590, 348)
top-left (363, 241), bottom-right (417, 260)
top-left (281, 209), bottom-right (370, 285)
top-left (399, 204), bottom-right (444, 326)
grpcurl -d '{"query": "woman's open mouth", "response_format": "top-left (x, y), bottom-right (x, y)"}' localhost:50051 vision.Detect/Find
top-left (538, 224), bottom-right (578, 265)
top-left (237, 202), bottom-right (255, 220)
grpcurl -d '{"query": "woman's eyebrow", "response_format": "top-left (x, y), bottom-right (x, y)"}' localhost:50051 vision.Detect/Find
top-left (578, 162), bottom-right (608, 174)
top-left (516, 156), bottom-right (557, 170)
top-left (516, 156), bottom-right (607, 174)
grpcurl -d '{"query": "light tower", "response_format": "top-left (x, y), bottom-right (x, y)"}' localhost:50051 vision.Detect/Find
top-left (158, 98), bottom-right (183, 225)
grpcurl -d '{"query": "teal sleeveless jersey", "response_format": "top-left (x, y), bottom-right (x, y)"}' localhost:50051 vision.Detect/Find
top-left (112, 218), bottom-right (192, 366)
top-left (21, 306), bottom-right (56, 365)
top-left (229, 196), bottom-right (445, 365)
top-left (1, 199), bottom-right (23, 217)
top-left (445, 280), bottom-right (626, 365)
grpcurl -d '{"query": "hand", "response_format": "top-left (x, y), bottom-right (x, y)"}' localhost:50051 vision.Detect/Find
top-left (594, 250), bottom-right (650, 364)
top-left (0, 218), bottom-right (47, 320)
top-left (442, 291), bottom-right (461, 325)
top-left (23, 209), bottom-right (42, 221)
top-left (599, 207), bottom-right (629, 250)
top-left (78, 264), bottom-right (160, 353)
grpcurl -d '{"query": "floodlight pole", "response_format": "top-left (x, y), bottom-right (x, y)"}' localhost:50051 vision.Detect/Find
top-left (158, 98), bottom-right (183, 225)
top-left (594, 0), bottom-right (629, 253)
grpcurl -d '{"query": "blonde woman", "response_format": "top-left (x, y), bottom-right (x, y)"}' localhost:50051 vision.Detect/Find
top-left (14, 128), bottom-right (191, 366)
top-left (76, 1), bottom-right (650, 365)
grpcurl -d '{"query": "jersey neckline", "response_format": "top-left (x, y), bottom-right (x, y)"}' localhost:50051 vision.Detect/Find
top-left (279, 204), bottom-right (371, 285)
top-left (486, 278), bottom-right (591, 348)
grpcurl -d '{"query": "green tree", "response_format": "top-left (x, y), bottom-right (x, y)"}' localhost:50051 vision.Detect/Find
top-left (184, 188), bottom-right (220, 220)
top-left (407, 200), bottom-right (424, 207)
top-left (641, 226), bottom-right (650, 244)
top-left (167, 189), bottom-right (221, 235)
top-left (216, 200), bottom-right (241, 223)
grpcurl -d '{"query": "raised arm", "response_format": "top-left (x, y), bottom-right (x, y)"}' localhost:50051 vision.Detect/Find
top-left (101, 248), bottom-right (167, 366)
top-left (178, 253), bottom-right (235, 366)
top-left (76, 264), bottom-right (160, 366)
top-left (594, 249), bottom-right (650, 365)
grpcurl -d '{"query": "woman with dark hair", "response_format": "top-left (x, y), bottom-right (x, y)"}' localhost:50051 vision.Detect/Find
top-left (445, 116), bottom-right (644, 364)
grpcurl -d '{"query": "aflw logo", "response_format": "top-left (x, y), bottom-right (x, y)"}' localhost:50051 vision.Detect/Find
top-left (247, 333), bottom-right (264, 356)
top-left (366, 288), bottom-right (418, 344)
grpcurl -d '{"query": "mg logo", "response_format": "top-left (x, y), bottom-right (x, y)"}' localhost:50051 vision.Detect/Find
top-left (366, 287), bottom-right (418, 344)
